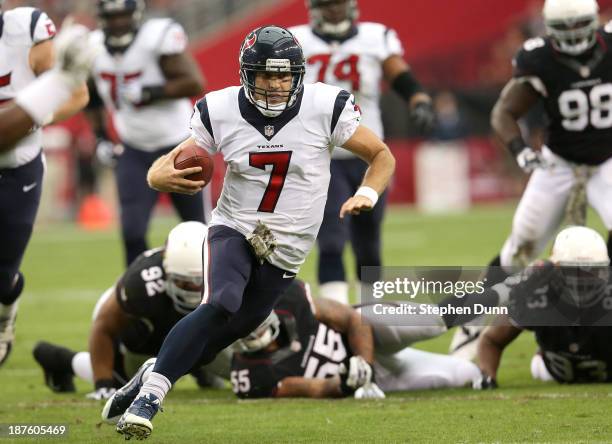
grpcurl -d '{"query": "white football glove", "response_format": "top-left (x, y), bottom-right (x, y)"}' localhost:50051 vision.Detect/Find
top-left (354, 382), bottom-right (386, 399)
top-left (516, 147), bottom-right (547, 173)
top-left (343, 356), bottom-right (373, 389)
top-left (54, 20), bottom-right (101, 88)
top-left (85, 387), bottom-right (116, 401)
top-left (96, 140), bottom-right (123, 167)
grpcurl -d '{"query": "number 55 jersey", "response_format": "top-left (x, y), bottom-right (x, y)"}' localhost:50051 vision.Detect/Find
top-left (513, 23), bottom-right (612, 165)
top-left (290, 22), bottom-right (403, 158)
top-left (190, 83), bottom-right (361, 273)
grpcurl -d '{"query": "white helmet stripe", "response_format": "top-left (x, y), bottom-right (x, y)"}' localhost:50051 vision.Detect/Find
top-left (202, 230), bottom-right (211, 305)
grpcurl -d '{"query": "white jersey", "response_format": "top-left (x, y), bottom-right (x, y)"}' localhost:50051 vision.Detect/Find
top-left (0, 7), bottom-right (55, 168)
top-left (90, 18), bottom-right (194, 151)
top-left (190, 83), bottom-right (361, 272)
top-left (290, 22), bottom-right (403, 159)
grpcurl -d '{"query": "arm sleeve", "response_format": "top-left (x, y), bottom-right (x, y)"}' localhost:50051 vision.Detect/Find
top-left (381, 27), bottom-right (404, 60)
top-left (190, 98), bottom-right (218, 154)
top-left (32, 10), bottom-right (56, 44)
top-left (330, 91), bottom-right (362, 147)
top-left (158, 22), bottom-right (188, 55)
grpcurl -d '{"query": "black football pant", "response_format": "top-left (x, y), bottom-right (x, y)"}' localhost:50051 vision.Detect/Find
top-left (154, 225), bottom-right (295, 383)
top-left (116, 144), bottom-right (209, 266)
top-left (0, 152), bottom-right (44, 305)
top-left (317, 158), bottom-right (386, 284)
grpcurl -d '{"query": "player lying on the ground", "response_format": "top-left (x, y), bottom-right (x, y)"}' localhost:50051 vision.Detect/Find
top-left (32, 222), bottom-right (230, 400)
top-left (475, 226), bottom-right (612, 388)
top-left (228, 280), bottom-right (480, 398)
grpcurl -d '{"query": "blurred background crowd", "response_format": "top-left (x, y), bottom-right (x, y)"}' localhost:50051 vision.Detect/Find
top-left (6, 0), bottom-right (612, 227)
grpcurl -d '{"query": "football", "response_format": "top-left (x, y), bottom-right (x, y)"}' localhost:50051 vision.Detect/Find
top-left (174, 142), bottom-right (214, 185)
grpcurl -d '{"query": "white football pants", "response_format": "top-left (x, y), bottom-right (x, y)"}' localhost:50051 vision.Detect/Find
top-left (500, 147), bottom-right (612, 268)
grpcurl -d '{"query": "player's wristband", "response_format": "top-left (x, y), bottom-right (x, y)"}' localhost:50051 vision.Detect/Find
top-left (507, 136), bottom-right (527, 157)
top-left (94, 378), bottom-right (115, 390)
top-left (141, 86), bottom-right (166, 105)
top-left (391, 70), bottom-right (424, 102)
top-left (355, 186), bottom-right (379, 207)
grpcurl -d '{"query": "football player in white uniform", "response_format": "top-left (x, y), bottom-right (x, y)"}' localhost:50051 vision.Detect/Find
top-left (289, 0), bottom-right (434, 304)
top-left (86, 0), bottom-right (207, 265)
top-left (0, 5), bottom-right (93, 367)
top-left (105, 25), bottom-right (395, 440)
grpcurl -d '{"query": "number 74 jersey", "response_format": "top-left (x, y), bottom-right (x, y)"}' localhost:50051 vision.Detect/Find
top-left (513, 24), bottom-right (612, 165)
top-left (190, 83), bottom-right (361, 273)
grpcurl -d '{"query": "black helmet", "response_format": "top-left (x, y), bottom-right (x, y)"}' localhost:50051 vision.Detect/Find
top-left (98, 0), bottom-right (145, 53)
top-left (239, 26), bottom-right (306, 117)
top-left (307, 0), bottom-right (359, 38)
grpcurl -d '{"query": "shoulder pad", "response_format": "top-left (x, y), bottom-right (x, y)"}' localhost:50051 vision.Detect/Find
top-left (2, 7), bottom-right (38, 44)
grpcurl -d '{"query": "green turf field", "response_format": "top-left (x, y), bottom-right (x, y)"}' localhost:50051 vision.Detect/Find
top-left (3, 204), bottom-right (612, 443)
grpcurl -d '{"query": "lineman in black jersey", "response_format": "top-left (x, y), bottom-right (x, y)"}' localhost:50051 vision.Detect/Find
top-left (483, 0), bottom-right (612, 285)
top-left (476, 226), bottom-right (612, 387)
top-left (32, 222), bottom-right (229, 399)
top-left (230, 280), bottom-right (479, 399)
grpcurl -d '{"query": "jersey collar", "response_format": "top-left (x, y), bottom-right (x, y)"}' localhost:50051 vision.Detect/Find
top-left (238, 87), bottom-right (304, 141)
top-left (312, 25), bottom-right (358, 45)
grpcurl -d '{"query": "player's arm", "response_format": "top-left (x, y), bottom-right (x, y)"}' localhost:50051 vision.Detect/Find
top-left (339, 126), bottom-right (396, 218)
top-left (88, 286), bottom-right (130, 387)
top-left (314, 297), bottom-right (374, 363)
top-left (158, 51), bottom-right (205, 99)
top-left (383, 55), bottom-right (434, 132)
top-left (477, 314), bottom-right (522, 381)
top-left (275, 376), bottom-right (344, 398)
top-left (29, 40), bottom-right (89, 123)
top-left (0, 105), bottom-right (38, 151)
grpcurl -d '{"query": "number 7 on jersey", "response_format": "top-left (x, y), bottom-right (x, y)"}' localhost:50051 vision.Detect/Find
top-left (249, 151), bottom-right (293, 213)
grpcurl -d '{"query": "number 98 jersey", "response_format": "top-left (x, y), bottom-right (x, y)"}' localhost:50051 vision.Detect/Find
top-left (513, 24), bottom-right (612, 165)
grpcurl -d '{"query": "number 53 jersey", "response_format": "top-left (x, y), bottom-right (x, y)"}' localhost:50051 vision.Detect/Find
top-left (514, 24), bottom-right (612, 165)
top-left (190, 83), bottom-right (361, 273)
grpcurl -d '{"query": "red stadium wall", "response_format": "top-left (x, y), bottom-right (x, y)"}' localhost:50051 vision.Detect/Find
top-left (193, 0), bottom-right (612, 89)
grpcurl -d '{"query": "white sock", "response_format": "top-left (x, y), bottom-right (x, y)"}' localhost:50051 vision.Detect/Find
top-left (0, 300), bottom-right (18, 320)
top-left (319, 281), bottom-right (349, 305)
top-left (15, 70), bottom-right (73, 125)
top-left (71, 352), bottom-right (93, 383)
top-left (138, 372), bottom-right (172, 404)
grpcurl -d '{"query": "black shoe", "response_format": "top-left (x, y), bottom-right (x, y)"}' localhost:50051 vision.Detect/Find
top-left (32, 341), bottom-right (76, 393)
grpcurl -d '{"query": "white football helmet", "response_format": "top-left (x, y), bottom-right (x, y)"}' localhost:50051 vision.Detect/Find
top-left (163, 221), bottom-right (208, 314)
top-left (233, 311), bottom-right (281, 353)
top-left (543, 0), bottom-right (599, 55)
top-left (550, 226), bottom-right (609, 307)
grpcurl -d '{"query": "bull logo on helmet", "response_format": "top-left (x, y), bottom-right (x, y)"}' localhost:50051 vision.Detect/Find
top-left (244, 32), bottom-right (257, 50)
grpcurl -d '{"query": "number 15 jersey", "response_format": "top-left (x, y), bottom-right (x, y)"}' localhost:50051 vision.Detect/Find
top-left (514, 24), bottom-right (612, 165)
top-left (190, 83), bottom-right (361, 273)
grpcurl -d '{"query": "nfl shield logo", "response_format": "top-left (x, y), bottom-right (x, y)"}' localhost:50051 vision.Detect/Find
top-left (265, 125), bottom-right (275, 137)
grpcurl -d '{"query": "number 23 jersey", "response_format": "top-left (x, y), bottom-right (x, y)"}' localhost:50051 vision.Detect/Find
top-left (190, 83), bottom-right (361, 273)
top-left (514, 24), bottom-right (612, 165)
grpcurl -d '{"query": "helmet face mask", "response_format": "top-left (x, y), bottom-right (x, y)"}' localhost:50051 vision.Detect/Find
top-left (233, 311), bottom-right (281, 353)
top-left (543, 0), bottom-right (599, 55)
top-left (165, 273), bottom-right (203, 315)
top-left (308, 0), bottom-right (359, 38)
top-left (239, 26), bottom-right (306, 117)
top-left (98, 0), bottom-right (145, 53)
top-left (550, 226), bottom-right (610, 307)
